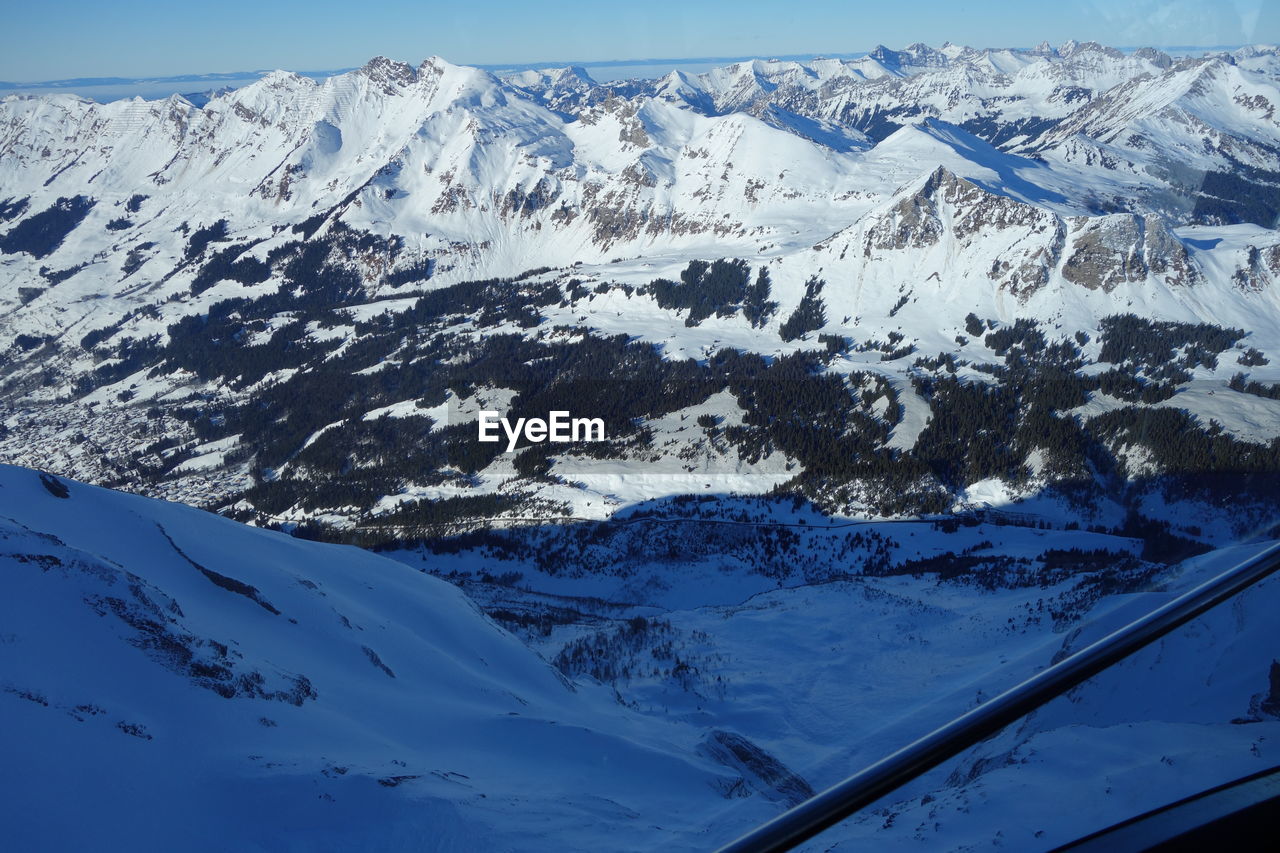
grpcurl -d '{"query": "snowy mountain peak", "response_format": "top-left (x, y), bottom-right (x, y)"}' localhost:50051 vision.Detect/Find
top-left (358, 55), bottom-right (418, 90)
top-left (803, 155), bottom-right (1209, 307)
top-left (1131, 47), bottom-right (1174, 70)
top-left (0, 41), bottom-right (1278, 357)
top-left (866, 44), bottom-right (914, 72)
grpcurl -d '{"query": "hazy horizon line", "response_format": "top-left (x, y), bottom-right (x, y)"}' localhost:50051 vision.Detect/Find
top-left (0, 42), bottom-right (1262, 91)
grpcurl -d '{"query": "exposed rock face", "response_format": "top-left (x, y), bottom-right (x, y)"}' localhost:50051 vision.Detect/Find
top-left (868, 180), bottom-right (943, 251)
top-left (1264, 660), bottom-right (1280, 717)
top-left (1062, 217), bottom-right (1144, 290)
top-left (995, 224), bottom-right (1067, 298)
top-left (1062, 214), bottom-right (1199, 291)
top-left (1234, 244), bottom-right (1280, 292)
top-left (699, 729), bottom-right (816, 806)
top-left (823, 165), bottom-right (1209, 301)
top-left (359, 56), bottom-right (418, 93)
top-left (861, 167), bottom-right (1066, 298)
top-left (866, 166), bottom-right (1053, 251)
top-left (1247, 659), bottom-right (1280, 719)
top-left (1141, 217), bottom-right (1201, 285)
top-left (500, 176), bottom-right (561, 219)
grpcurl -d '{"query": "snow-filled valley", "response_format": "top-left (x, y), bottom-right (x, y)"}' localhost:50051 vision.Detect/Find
top-left (3, 464), bottom-right (1278, 851)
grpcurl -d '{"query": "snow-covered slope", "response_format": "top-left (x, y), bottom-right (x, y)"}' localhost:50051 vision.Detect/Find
top-left (4, 463), bottom-right (1277, 851)
top-left (4, 41), bottom-right (1280, 351)
top-left (0, 463), bottom-right (743, 852)
top-left (805, 543), bottom-right (1280, 851)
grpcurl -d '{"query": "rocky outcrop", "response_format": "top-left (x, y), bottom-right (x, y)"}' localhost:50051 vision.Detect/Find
top-left (866, 180), bottom-right (943, 250)
top-left (699, 729), bottom-right (815, 806)
top-left (1061, 214), bottom-right (1200, 291)
top-left (861, 167), bottom-right (1065, 297)
top-left (359, 56), bottom-right (418, 94)
top-left (1233, 243), bottom-right (1280, 292)
top-left (826, 165), bottom-right (1207, 301)
top-left (1264, 660), bottom-right (1280, 717)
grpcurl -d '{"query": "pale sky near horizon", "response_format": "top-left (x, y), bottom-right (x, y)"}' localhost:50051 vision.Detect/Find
top-left (1, 0), bottom-right (1276, 81)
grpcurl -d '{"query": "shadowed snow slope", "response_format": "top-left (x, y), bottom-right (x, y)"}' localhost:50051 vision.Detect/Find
top-left (0, 464), bottom-right (732, 852)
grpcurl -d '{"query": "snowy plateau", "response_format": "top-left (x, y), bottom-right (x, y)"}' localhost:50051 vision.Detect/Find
top-left (2, 39), bottom-right (1280, 851)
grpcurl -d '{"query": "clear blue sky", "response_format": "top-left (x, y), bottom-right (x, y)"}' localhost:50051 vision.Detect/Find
top-left (2, 0), bottom-right (1276, 81)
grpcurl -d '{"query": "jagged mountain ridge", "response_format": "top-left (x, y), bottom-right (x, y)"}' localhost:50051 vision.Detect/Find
top-left (2, 42), bottom-right (1280, 531)
top-left (2, 43), bottom-right (1280, 359)
top-left (801, 163), bottom-right (1203, 310)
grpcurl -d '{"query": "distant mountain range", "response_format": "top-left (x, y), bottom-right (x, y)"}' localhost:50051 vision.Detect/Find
top-left (2, 40), bottom-right (1279, 524)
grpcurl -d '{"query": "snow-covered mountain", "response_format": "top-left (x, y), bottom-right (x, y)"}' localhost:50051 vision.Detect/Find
top-left (3, 41), bottom-right (1280, 349)
top-left (1, 41), bottom-right (1279, 538)
top-left (4, 41), bottom-right (1280, 850)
